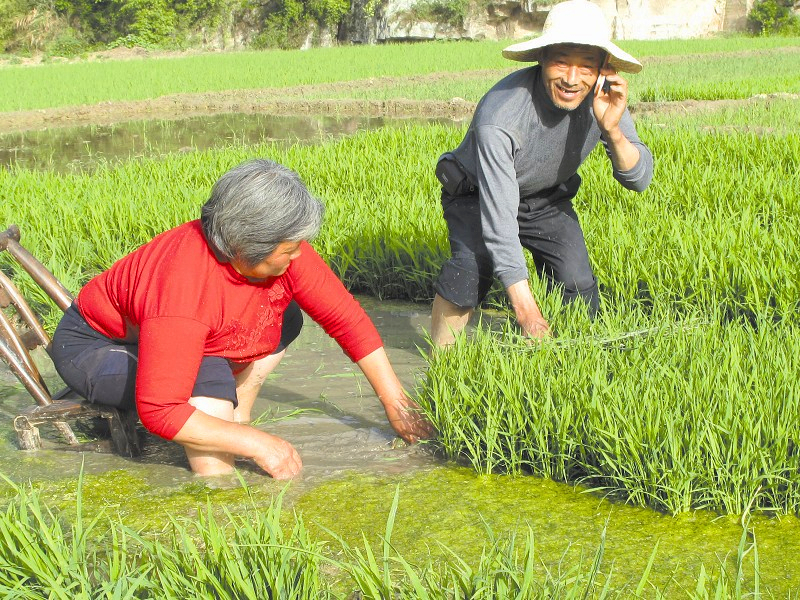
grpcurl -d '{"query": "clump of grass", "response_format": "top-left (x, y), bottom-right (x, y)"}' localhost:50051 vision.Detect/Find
top-left (135, 487), bottom-right (325, 599)
top-left (416, 305), bottom-right (800, 516)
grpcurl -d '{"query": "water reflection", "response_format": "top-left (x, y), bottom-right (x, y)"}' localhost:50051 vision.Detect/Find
top-left (0, 113), bottom-right (454, 173)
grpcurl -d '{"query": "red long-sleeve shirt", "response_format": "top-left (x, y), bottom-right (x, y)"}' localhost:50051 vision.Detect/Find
top-left (76, 220), bottom-right (382, 440)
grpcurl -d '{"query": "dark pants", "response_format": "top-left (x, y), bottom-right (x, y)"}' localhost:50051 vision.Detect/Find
top-left (51, 302), bottom-right (304, 411)
top-left (434, 175), bottom-right (599, 315)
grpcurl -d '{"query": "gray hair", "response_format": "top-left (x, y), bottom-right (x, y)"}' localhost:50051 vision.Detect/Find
top-left (201, 159), bottom-right (324, 267)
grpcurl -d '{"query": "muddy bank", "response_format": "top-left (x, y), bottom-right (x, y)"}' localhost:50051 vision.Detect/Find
top-left (2, 64), bottom-right (797, 135)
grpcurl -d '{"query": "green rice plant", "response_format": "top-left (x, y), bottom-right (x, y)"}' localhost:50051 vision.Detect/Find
top-left (580, 121), bottom-right (800, 321)
top-left (134, 485), bottom-right (327, 599)
top-left (416, 305), bottom-right (800, 516)
top-left (0, 472), bottom-right (151, 598)
top-left (0, 37), bottom-right (798, 111)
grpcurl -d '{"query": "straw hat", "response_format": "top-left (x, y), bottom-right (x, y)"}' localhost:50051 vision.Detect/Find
top-left (502, 0), bottom-right (642, 73)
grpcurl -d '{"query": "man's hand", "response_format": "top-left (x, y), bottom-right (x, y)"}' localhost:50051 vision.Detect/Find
top-left (592, 69), bottom-right (641, 172)
top-left (516, 308), bottom-right (551, 339)
top-left (592, 69), bottom-right (628, 134)
top-left (252, 433), bottom-right (303, 479)
top-left (383, 394), bottom-right (436, 444)
top-left (507, 280), bottom-right (551, 340)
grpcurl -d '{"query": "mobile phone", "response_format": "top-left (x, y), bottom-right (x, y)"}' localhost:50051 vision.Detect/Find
top-left (596, 55), bottom-right (611, 93)
top-left (596, 74), bottom-right (611, 93)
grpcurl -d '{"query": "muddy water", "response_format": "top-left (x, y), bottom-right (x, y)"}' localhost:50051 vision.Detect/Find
top-left (0, 296), bottom-right (437, 487)
top-left (2, 298), bottom-right (800, 594)
top-left (0, 113), bottom-right (452, 172)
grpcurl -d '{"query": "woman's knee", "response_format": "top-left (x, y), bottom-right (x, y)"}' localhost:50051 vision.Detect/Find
top-left (189, 395), bottom-right (235, 421)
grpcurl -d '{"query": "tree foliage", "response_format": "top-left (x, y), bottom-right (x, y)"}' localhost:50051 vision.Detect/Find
top-left (0, 0), bottom-right (358, 53)
top-left (747, 0), bottom-right (800, 35)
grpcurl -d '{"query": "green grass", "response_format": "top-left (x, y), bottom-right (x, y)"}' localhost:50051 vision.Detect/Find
top-left (417, 307), bottom-right (800, 516)
top-left (0, 36), bottom-right (798, 111)
top-left (0, 476), bottom-right (768, 598)
top-left (2, 119), bottom-right (798, 327)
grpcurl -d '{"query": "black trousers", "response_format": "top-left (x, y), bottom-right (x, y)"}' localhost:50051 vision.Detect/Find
top-left (51, 301), bottom-right (304, 410)
top-left (434, 175), bottom-right (599, 315)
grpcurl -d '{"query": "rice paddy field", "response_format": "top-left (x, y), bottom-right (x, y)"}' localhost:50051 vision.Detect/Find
top-left (1, 35), bottom-right (800, 597)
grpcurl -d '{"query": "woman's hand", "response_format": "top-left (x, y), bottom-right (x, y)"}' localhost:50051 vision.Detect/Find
top-left (173, 408), bottom-right (302, 478)
top-left (252, 433), bottom-right (303, 479)
top-left (357, 347), bottom-right (436, 443)
top-left (383, 394), bottom-right (436, 444)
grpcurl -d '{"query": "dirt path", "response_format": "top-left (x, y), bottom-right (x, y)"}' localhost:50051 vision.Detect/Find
top-left (0, 70), bottom-right (499, 134)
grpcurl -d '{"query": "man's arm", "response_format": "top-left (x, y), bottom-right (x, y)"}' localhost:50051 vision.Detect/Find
top-left (507, 280), bottom-right (551, 339)
top-left (473, 126), bottom-right (553, 339)
top-left (473, 125), bottom-right (551, 339)
top-left (593, 71), bottom-right (640, 171)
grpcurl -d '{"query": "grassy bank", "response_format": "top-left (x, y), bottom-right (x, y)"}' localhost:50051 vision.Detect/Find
top-left (0, 37), bottom-right (798, 111)
top-left (0, 475), bottom-right (768, 598)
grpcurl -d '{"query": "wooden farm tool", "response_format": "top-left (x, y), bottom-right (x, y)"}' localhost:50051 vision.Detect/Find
top-left (0, 224), bottom-right (139, 456)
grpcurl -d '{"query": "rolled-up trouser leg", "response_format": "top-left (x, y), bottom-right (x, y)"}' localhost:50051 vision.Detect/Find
top-left (433, 193), bottom-right (494, 308)
top-left (517, 195), bottom-right (599, 317)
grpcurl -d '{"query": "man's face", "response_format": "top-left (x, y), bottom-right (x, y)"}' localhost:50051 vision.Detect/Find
top-left (540, 44), bottom-right (605, 111)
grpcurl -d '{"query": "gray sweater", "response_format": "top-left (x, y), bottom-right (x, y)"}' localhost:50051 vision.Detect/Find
top-left (447, 65), bottom-right (654, 289)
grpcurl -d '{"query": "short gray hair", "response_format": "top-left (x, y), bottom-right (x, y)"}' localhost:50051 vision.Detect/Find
top-left (201, 159), bottom-right (324, 267)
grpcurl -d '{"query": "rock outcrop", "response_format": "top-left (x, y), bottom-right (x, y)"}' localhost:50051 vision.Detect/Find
top-left (338, 0), bottom-right (757, 43)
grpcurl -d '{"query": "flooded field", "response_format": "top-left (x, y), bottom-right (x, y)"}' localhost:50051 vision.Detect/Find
top-left (1, 108), bottom-right (799, 595)
top-left (0, 113), bottom-right (454, 172)
top-left (1, 298), bottom-right (800, 595)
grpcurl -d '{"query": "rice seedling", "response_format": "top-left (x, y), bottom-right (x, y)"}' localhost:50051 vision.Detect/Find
top-left (0, 471), bottom-right (151, 598)
top-left (134, 487), bottom-right (326, 599)
top-left (416, 304), bottom-right (800, 516)
top-left (0, 37), bottom-right (798, 111)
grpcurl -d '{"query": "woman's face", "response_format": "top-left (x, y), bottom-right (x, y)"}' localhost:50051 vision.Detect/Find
top-left (230, 241), bottom-right (303, 281)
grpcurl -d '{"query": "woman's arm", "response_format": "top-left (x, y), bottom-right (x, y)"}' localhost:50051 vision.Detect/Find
top-left (172, 411), bottom-right (302, 479)
top-left (356, 347), bottom-right (435, 443)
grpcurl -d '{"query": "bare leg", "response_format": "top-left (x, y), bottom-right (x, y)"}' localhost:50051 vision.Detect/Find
top-left (185, 396), bottom-right (236, 475)
top-left (233, 350), bottom-right (286, 423)
top-left (430, 294), bottom-right (473, 347)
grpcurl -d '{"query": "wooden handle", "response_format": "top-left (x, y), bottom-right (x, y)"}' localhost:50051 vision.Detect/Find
top-left (0, 224), bottom-right (73, 311)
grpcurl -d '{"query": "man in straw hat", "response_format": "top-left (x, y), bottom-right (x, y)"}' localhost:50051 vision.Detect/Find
top-left (430, 0), bottom-right (653, 346)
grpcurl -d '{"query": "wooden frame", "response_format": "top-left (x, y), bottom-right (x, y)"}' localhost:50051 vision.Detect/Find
top-left (1, 225), bottom-right (139, 456)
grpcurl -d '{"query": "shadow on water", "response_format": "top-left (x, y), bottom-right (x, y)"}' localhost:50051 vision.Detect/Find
top-left (1, 298), bottom-right (800, 594)
top-left (0, 113), bottom-right (456, 173)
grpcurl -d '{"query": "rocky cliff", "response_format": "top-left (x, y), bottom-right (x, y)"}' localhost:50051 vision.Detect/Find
top-left (338, 0), bottom-right (756, 43)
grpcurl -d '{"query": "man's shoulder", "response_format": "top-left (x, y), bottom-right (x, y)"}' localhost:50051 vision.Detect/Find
top-left (473, 66), bottom-right (539, 126)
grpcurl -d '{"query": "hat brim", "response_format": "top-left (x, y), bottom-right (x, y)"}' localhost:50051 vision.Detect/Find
top-left (502, 37), bottom-right (642, 74)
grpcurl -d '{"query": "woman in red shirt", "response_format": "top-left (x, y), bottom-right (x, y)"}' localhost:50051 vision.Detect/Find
top-left (51, 158), bottom-right (433, 478)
